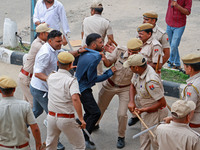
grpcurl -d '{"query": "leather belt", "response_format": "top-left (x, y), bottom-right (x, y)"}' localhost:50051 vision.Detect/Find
top-left (107, 78), bottom-right (130, 88)
top-left (49, 111), bottom-right (75, 118)
top-left (189, 123), bottom-right (200, 128)
top-left (0, 142), bottom-right (29, 149)
top-left (21, 68), bottom-right (33, 78)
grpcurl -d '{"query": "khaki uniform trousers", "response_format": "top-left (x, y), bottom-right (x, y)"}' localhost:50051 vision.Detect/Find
top-left (18, 72), bottom-right (33, 107)
top-left (46, 115), bottom-right (85, 150)
top-left (98, 80), bottom-right (129, 137)
top-left (140, 107), bottom-right (168, 150)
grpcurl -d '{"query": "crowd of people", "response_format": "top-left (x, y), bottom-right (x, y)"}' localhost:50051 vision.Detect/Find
top-left (0, 0), bottom-right (200, 150)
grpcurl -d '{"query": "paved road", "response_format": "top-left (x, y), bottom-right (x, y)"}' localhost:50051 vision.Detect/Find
top-left (0, 62), bottom-right (178, 150)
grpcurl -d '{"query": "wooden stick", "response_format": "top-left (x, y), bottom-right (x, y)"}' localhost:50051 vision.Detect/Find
top-left (155, 54), bottom-right (161, 73)
top-left (108, 37), bottom-right (118, 47)
top-left (134, 111), bottom-right (155, 138)
top-left (166, 104), bottom-right (171, 111)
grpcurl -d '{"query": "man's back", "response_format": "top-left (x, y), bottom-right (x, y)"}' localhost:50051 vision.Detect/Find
top-left (82, 14), bottom-right (112, 46)
top-left (156, 121), bottom-right (200, 150)
top-left (0, 97), bottom-right (36, 146)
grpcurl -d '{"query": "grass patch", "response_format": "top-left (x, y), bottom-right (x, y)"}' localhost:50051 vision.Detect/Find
top-left (161, 68), bottom-right (189, 84)
top-left (5, 43), bottom-right (30, 53)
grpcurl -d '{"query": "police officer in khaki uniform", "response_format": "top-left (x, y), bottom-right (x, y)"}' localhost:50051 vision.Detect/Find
top-left (46, 52), bottom-right (86, 150)
top-left (18, 23), bottom-right (52, 107)
top-left (182, 54), bottom-right (200, 133)
top-left (81, 1), bottom-right (114, 46)
top-left (81, 1), bottom-right (114, 76)
top-left (137, 23), bottom-right (163, 71)
top-left (156, 100), bottom-right (200, 150)
top-left (96, 38), bottom-right (143, 148)
top-left (128, 23), bottom-right (163, 126)
top-left (143, 11), bottom-right (170, 65)
top-left (123, 54), bottom-right (168, 150)
top-left (0, 76), bottom-right (43, 150)
top-left (164, 54), bottom-right (200, 134)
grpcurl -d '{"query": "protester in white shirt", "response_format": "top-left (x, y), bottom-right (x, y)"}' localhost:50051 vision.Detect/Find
top-left (33, 0), bottom-right (70, 45)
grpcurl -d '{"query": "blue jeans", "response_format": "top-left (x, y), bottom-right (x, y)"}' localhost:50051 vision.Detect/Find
top-left (30, 85), bottom-right (48, 118)
top-left (166, 25), bottom-right (185, 67)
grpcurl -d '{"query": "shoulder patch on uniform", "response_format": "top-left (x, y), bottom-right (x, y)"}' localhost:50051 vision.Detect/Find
top-left (187, 92), bottom-right (191, 97)
top-left (154, 49), bottom-right (159, 52)
top-left (149, 84), bottom-right (155, 90)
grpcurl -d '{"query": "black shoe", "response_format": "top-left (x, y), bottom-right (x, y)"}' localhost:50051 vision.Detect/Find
top-left (92, 124), bottom-right (100, 132)
top-left (57, 141), bottom-right (65, 150)
top-left (85, 140), bottom-right (96, 150)
top-left (128, 117), bottom-right (139, 126)
top-left (117, 137), bottom-right (125, 149)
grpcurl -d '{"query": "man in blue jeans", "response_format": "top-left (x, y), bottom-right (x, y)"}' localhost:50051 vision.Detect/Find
top-left (30, 30), bottom-right (86, 150)
top-left (76, 33), bottom-right (116, 150)
top-left (165, 0), bottom-right (192, 69)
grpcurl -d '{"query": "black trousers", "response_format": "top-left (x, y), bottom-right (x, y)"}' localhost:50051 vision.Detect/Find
top-left (80, 88), bottom-right (101, 141)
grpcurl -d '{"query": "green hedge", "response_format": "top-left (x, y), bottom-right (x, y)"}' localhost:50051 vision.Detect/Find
top-left (161, 68), bottom-right (189, 84)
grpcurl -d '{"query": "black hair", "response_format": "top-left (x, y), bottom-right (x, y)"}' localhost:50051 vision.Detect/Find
top-left (37, 32), bottom-right (41, 37)
top-left (92, 7), bottom-right (103, 14)
top-left (47, 30), bottom-right (62, 40)
top-left (188, 63), bottom-right (200, 71)
top-left (86, 33), bottom-right (101, 46)
top-left (0, 87), bottom-right (15, 95)
top-left (140, 62), bottom-right (147, 68)
top-left (144, 28), bottom-right (153, 35)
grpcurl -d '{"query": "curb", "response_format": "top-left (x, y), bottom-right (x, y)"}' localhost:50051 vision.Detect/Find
top-left (0, 46), bottom-right (186, 98)
top-left (0, 46), bottom-right (25, 65)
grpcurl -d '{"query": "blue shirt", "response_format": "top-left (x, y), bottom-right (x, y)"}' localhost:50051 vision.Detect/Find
top-left (75, 48), bottom-right (114, 93)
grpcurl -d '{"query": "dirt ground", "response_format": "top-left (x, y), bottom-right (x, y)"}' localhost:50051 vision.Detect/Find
top-left (0, 0), bottom-right (200, 64)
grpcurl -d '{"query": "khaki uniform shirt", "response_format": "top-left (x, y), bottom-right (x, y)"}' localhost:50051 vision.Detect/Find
top-left (131, 65), bottom-right (164, 108)
top-left (23, 37), bottom-right (45, 74)
top-left (156, 121), bottom-right (200, 150)
top-left (182, 72), bottom-right (200, 124)
top-left (82, 14), bottom-right (113, 46)
top-left (0, 97), bottom-right (36, 146)
top-left (47, 69), bottom-right (80, 114)
top-left (106, 46), bottom-right (133, 86)
top-left (152, 25), bottom-right (170, 49)
top-left (140, 36), bottom-right (163, 64)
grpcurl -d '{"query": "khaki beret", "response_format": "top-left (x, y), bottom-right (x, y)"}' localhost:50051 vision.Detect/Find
top-left (137, 23), bottom-right (153, 32)
top-left (182, 53), bottom-right (200, 64)
top-left (91, 1), bottom-right (103, 8)
top-left (0, 76), bottom-right (17, 89)
top-left (171, 100), bottom-right (196, 119)
top-left (127, 38), bottom-right (143, 50)
top-left (58, 52), bottom-right (75, 64)
top-left (143, 11), bottom-right (158, 19)
top-left (123, 54), bottom-right (146, 68)
top-left (36, 23), bottom-right (53, 33)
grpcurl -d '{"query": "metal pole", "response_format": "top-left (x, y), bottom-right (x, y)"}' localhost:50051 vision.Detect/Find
top-left (30, 0), bottom-right (36, 44)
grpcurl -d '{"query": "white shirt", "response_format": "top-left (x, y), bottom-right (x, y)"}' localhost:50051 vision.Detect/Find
top-left (33, 0), bottom-right (70, 34)
top-left (31, 42), bottom-right (59, 92)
